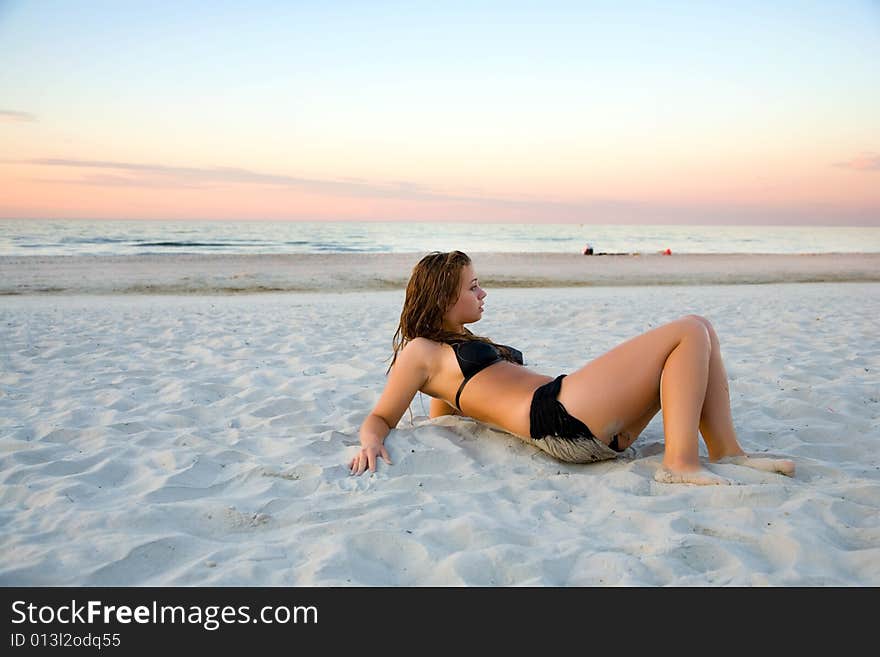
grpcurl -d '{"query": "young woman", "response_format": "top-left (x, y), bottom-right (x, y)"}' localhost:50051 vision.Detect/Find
top-left (349, 251), bottom-right (795, 485)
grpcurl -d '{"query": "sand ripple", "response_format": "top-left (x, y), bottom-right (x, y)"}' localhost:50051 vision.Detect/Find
top-left (0, 284), bottom-right (878, 585)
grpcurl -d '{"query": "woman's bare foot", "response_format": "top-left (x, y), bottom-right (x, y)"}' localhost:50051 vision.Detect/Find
top-left (654, 465), bottom-right (731, 485)
top-left (712, 454), bottom-right (795, 477)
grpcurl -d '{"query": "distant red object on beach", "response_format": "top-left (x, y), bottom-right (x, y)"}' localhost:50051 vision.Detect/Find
top-left (661, 248), bottom-right (672, 255)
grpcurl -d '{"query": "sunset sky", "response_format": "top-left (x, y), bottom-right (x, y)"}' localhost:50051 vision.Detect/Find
top-left (1, 0), bottom-right (878, 225)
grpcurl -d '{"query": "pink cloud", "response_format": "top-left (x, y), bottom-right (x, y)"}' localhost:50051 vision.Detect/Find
top-left (834, 153), bottom-right (880, 171)
top-left (0, 109), bottom-right (36, 123)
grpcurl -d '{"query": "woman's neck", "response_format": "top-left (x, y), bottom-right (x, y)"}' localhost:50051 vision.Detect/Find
top-left (442, 321), bottom-right (465, 334)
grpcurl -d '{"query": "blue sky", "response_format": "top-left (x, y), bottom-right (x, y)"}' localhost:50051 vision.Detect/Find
top-left (2, 0), bottom-right (878, 224)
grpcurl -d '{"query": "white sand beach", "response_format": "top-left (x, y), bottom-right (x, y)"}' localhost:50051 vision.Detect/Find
top-left (1, 255), bottom-right (878, 585)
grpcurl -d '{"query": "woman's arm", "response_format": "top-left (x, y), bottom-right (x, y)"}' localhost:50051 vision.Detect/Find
top-left (429, 397), bottom-right (459, 418)
top-left (350, 338), bottom-right (431, 475)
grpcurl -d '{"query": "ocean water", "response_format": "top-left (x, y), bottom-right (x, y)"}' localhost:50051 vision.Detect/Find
top-left (1, 219), bottom-right (879, 256)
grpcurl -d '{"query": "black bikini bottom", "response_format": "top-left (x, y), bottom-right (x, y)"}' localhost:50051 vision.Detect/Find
top-left (529, 374), bottom-right (626, 461)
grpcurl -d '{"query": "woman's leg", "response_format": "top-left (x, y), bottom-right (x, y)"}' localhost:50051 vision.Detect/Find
top-left (689, 315), bottom-right (746, 461)
top-left (610, 398), bottom-right (661, 452)
top-left (694, 316), bottom-right (795, 475)
top-left (559, 314), bottom-right (794, 481)
top-left (604, 315), bottom-right (745, 457)
top-left (558, 316), bottom-right (723, 481)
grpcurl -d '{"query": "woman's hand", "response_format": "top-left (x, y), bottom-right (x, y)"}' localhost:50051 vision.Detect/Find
top-left (349, 442), bottom-right (392, 476)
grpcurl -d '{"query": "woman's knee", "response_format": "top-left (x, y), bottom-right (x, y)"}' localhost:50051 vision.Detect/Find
top-left (676, 315), bottom-right (712, 354)
top-left (683, 314), bottom-right (713, 331)
top-left (683, 314), bottom-right (719, 345)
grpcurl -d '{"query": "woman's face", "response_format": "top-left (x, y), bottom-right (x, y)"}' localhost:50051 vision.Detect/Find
top-left (444, 263), bottom-right (486, 328)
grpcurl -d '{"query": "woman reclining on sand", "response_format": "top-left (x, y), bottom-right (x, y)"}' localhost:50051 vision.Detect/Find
top-left (349, 250), bottom-right (794, 485)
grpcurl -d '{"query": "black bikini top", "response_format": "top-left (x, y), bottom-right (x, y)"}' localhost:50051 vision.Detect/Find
top-left (448, 339), bottom-right (524, 412)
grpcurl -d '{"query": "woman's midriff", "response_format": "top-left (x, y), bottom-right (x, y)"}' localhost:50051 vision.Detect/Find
top-left (460, 362), bottom-right (553, 438)
top-left (424, 349), bottom-right (553, 440)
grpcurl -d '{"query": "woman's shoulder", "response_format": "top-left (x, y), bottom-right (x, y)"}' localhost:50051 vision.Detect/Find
top-left (402, 337), bottom-right (448, 356)
top-left (395, 338), bottom-right (447, 378)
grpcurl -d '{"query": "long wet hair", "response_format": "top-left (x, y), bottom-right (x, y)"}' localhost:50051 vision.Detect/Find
top-left (387, 250), bottom-right (516, 374)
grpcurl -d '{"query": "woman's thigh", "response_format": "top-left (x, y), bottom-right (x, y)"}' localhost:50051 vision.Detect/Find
top-left (556, 317), bottom-right (709, 442)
